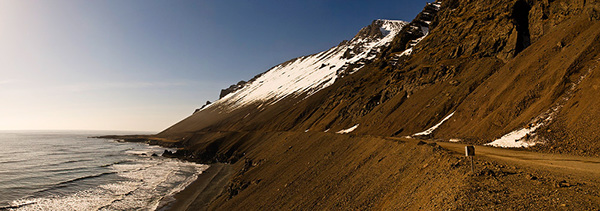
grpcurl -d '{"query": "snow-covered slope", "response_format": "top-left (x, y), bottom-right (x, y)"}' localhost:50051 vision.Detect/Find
top-left (208, 19), bottom-right (408, 111)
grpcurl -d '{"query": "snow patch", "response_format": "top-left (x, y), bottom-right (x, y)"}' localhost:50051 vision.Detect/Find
top-left (430, 2), bottom-right (442, 10)
top-left (398, 36), bottom-right (426, 57)
top-left (449, 139), bottom-right (461, 143)
top-left (421, 26), bottom-right (430, 36)
top-left (413, 112), bottom-right (455, 136)
top-left (485, 124), bottom-right (541, 148)
top-left (336, 124), bottom-right (359, 134)
top-left (398, 48), bottom-right (413, 57)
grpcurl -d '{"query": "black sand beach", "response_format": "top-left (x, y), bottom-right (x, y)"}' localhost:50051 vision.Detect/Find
top-left (159, 163), bottom-right (233, 211)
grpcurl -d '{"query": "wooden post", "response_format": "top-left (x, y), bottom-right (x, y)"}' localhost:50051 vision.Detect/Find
top-left (470, 156), bottom-right (474, 173)
top-left (465, 146), bottom-right (475, 173)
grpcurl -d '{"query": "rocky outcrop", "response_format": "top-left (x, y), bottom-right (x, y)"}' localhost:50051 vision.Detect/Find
top-left (387, 1), bottom-right (442, 57)
top-left (220, 81), bottom-right (247, 99)
top-left (193, 101), bottom-right (213, 114)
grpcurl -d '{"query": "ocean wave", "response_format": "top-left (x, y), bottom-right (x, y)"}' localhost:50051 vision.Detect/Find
top-left (99, 160), bottom-right (134, 168)
top-left (8, 158), bottom-right (209, 211)
top-left (40, 159), bottom-right (96, 170)
top-left (0, 159), bottom-right (28, 165)
top-left (54, 172), bottom-right (116, 187)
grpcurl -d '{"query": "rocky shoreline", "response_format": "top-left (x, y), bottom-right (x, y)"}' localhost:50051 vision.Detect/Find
top-left (94, 135), bottom-right (245, 164)
top-left (94, 135), bottom-right (237, 211)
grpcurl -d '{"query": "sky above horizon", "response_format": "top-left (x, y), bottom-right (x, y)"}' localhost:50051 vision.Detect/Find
top-left (0, 0), bottom-right (428, 132)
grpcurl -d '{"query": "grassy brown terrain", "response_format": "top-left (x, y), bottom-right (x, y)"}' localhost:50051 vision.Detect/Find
top-left (144, 0), bottom-right (600, 210)
top-left (140, 132), bottom-right (600, 210)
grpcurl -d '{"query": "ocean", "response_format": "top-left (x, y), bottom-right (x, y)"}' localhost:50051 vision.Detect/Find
top-left (0, 131), bottom-right (208, 210)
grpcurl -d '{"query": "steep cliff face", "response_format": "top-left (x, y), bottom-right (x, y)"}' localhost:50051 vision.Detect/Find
top-left (161, 0), bottom-right (600, 155)
top-left (427, 0), bottom-right (600, 152)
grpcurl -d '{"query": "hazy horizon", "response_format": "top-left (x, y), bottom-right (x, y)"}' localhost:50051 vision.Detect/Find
top-left (0, 0), bottom-right (427, 131)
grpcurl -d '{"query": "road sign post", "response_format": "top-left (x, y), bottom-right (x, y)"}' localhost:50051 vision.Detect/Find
top-left (465, 146), bottom-right (475, 173)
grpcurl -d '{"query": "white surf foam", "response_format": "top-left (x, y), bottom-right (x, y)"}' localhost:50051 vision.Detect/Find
top-left (9, 158), bottom-right (209, 211)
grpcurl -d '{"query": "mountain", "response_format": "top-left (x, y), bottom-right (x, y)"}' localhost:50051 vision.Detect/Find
top-left (146, 0), bottom-right (600, 209)
top-left (162, 0), bottom-right (600, 155)
top-left (158, 18), bottom-right (410, 135)
top-left (210, 19), bottom-right (408, 110)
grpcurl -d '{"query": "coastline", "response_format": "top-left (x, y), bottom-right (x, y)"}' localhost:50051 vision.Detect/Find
top-left (94, 135), bottom-right (233, 211)
top-left (158, 163), bottom-right (233, 211)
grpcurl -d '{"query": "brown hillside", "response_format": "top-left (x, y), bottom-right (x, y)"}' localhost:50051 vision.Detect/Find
top-left (161, 0), bottom-right (600, 155)
top-left (146, 0), bottom-right (600, 210)
top-left (157, 132), bottom-right (600, 210)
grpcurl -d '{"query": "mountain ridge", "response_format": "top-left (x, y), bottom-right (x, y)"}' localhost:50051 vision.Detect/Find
top-left (209, 19), bottom-right (408, 111)
top-left (162, 0), bottom-right (600, 155)
top-left (145, 0), bottom-right (600, 209)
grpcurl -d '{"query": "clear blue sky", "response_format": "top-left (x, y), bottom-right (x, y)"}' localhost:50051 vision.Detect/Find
top-left (0, 0), bottom-right (428, 132)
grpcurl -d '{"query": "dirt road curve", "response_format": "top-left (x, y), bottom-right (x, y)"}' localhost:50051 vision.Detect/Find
top-left (386, 136), bottom-right (600, 178)
top-left (434, 141), bottom-right (600, 177)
